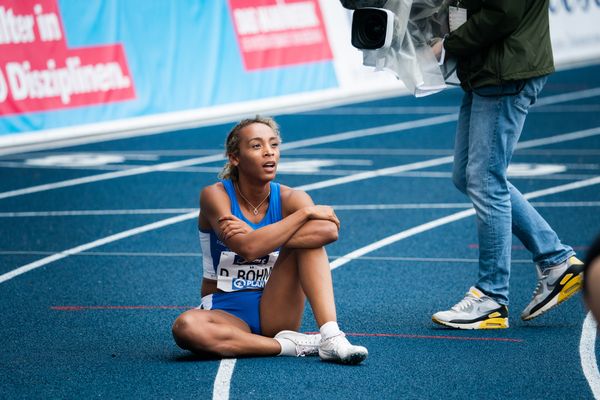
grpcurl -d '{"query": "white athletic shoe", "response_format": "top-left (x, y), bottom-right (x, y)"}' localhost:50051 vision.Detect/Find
top-left (318, 333), bottom-right (368, 365)
top-left (521, 256), bottom-right (584, 321)
top-left (432, 287), bottom-right (509, 329)
top-left (274, 330), bottom-right (321, 357)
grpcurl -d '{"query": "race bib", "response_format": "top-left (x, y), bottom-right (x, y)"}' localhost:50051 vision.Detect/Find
top-left (449, 6), bottom-right (467, 32)
top-left (216, 251), bottom-right (278, 292)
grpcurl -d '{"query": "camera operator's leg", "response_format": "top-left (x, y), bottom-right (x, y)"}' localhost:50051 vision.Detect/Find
top-left (452, 92), bottom-right (472, 194)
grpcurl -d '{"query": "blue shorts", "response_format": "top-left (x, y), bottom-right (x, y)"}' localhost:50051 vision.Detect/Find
top-left (200, 290), bottom-right (263, 334)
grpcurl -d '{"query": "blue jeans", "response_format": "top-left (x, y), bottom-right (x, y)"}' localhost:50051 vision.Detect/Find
top-left (452, 76), bottom-right (574, 305)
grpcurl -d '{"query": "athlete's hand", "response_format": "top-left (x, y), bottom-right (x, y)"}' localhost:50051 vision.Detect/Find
top-left (218, 215), bottom-right (253, 240)
top-left (306, 205), bottom-right (340, 230)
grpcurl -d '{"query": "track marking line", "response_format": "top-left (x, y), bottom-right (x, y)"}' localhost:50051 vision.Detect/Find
top-left (5, 125), bottom-right (597, 284)
top-left (1, 200), bottom-right (598, 218)
top-left (0, 251), bottom-right (538, 265)
top-left (344, 332), bottom-right (523, 342)
top-left (580, 312), bottom-right (600, 399)
top-left (0, 212), bottom-right (197, 284)
top-left (330, 175), bottom-right (600, 270)
top-left (51, 305), bottom-right (193, 311)
top-left (5, 175), bottom-right (598, 284)
top-left (1, 113), bottom-right (598, 201)
top-left (213, 359), bottom-right (236, 400)
top-left (0, 209), bottom-right (197, 217)
top-left (0, 114), bottom-right (457, 201)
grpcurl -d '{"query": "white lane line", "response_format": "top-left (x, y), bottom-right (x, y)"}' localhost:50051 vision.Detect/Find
top-left (1, 87), bottom-right (598, 203)
top-left (0, 114), bottom-right (457, 201)
top-left (332, 201), bottom-right (600, 210)
top-left (0, 212), bottom-right (197, 284)
top-left (517, 126), bottom-right (600, 150)
top-left (330, 209), bottom-right (475, 270)
top-left (0, 159), bottom-right (453, 282)
top-left (0, 209), bottom-right (197, 217)
top-left (330, 175), bottom-right (600, 270)
top-left (0, 154), bottom-right (224, 200)
top-left (580, 312), bottom-right (600, 399)
top-left (298, 87), bottom-right (600, 116)
top-left (3, 133), bottom-right (600, 283)
top-left (301, 106), bottom-right (459, 115)
top-left (302, 104), bottom-right (600, 115)
top-left (293, 125), bottom-right (600, 192)
top-left (2, 201), bottom-right (598, 218)
top-left (3, 248), bottom-right (579, 261)
top-left (534, 87), bottom-right (600, 106)
top-left (0, 251), bottom-right (536, 264)
top-left (280, 114), bottom-right (457, 150)
top-left (212, 359), bottom-right (236, 400)
top-left (295, 157), bottom-right (453, 191)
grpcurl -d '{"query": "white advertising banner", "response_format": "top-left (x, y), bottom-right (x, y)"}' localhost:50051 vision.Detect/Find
top-left (549, 0), bottom-right (600, 65)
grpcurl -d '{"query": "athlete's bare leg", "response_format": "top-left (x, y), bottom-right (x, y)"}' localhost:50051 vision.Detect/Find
top-left (172, 309), bottom-right (279, 357)
top-left (173, 247), bottom-right (337, 356)
top-left (260, 247), bottom-right (337, 337)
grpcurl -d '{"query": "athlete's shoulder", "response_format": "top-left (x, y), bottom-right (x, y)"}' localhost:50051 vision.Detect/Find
top-left (201, 181), bottom-right (226, 196)
top-left (280, 185), bottom-right (314, 212)
top-left (200, 182), bottom-right (229, 208)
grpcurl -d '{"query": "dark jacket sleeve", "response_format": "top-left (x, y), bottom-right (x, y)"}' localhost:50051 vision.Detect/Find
top-left (444, 0), bottom-right (526, 57)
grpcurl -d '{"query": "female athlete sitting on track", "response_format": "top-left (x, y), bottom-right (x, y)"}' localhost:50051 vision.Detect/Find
top-left (172, 116), bottom-right (368, 364)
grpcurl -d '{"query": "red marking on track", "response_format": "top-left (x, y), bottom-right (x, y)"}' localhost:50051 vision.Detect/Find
top-left (307, 331), bottom-right (523, 343)
top-left (51, 308), bottom-right (522, 342)
top-left (347, 332), bottom-right (523, 342)
top-left (51, 305), bottom-right (194, 311)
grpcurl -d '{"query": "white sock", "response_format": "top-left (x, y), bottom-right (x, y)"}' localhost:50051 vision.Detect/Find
top-left (319, 321), bottom-right (342, 340)
top-left (274, 337), bottom-right (297, 356)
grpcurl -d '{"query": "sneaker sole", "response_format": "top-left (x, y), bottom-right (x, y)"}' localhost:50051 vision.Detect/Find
top-left (521, 272), bottom-right (583, 321)
top-left (319, 350), bottom-right (368, 365)
top-left (432, 316), bottom-right (509, 330)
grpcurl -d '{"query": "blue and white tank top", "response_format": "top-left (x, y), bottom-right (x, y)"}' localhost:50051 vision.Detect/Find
top-left (199, 179), bottom-right (283, 292)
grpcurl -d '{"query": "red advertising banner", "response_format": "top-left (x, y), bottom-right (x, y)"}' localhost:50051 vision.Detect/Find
top-left (228, 0), bottom-right (333, 70)
top-left (0, 0), bottom-right (135, 116)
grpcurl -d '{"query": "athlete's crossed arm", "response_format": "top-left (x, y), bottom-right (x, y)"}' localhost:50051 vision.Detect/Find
top-left (279, 187), bottom-right (339, 249)
top-left (200, 184), bottom-right (339, 261)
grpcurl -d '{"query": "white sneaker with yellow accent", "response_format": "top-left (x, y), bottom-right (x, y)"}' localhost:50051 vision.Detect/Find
top-left (521, 256), bottom-right (584, 321)
top-left (432, 287), bottom-right (509, 329)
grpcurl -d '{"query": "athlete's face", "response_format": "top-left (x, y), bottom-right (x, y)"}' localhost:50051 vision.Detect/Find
top-left (231, 123), bottom-right (280, 182)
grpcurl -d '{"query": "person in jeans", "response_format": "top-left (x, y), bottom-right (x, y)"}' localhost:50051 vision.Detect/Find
top-left (430, 0), bottom-right (583, 329)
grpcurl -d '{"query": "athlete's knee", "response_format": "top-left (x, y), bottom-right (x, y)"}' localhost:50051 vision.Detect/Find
top-left (324, 222), bottom-right (338, 243)
top-left (172, 311), bottom-right (213, 351)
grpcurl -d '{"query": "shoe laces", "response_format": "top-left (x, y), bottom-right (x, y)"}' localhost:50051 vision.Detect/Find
top-left (294, 336), bottom-right (320, 357)
top-left (452, 293), bottom-right (480, 312)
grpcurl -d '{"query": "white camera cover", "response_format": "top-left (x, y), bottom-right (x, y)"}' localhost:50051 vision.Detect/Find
top-left (360, 0), bottom-right (456, 96)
